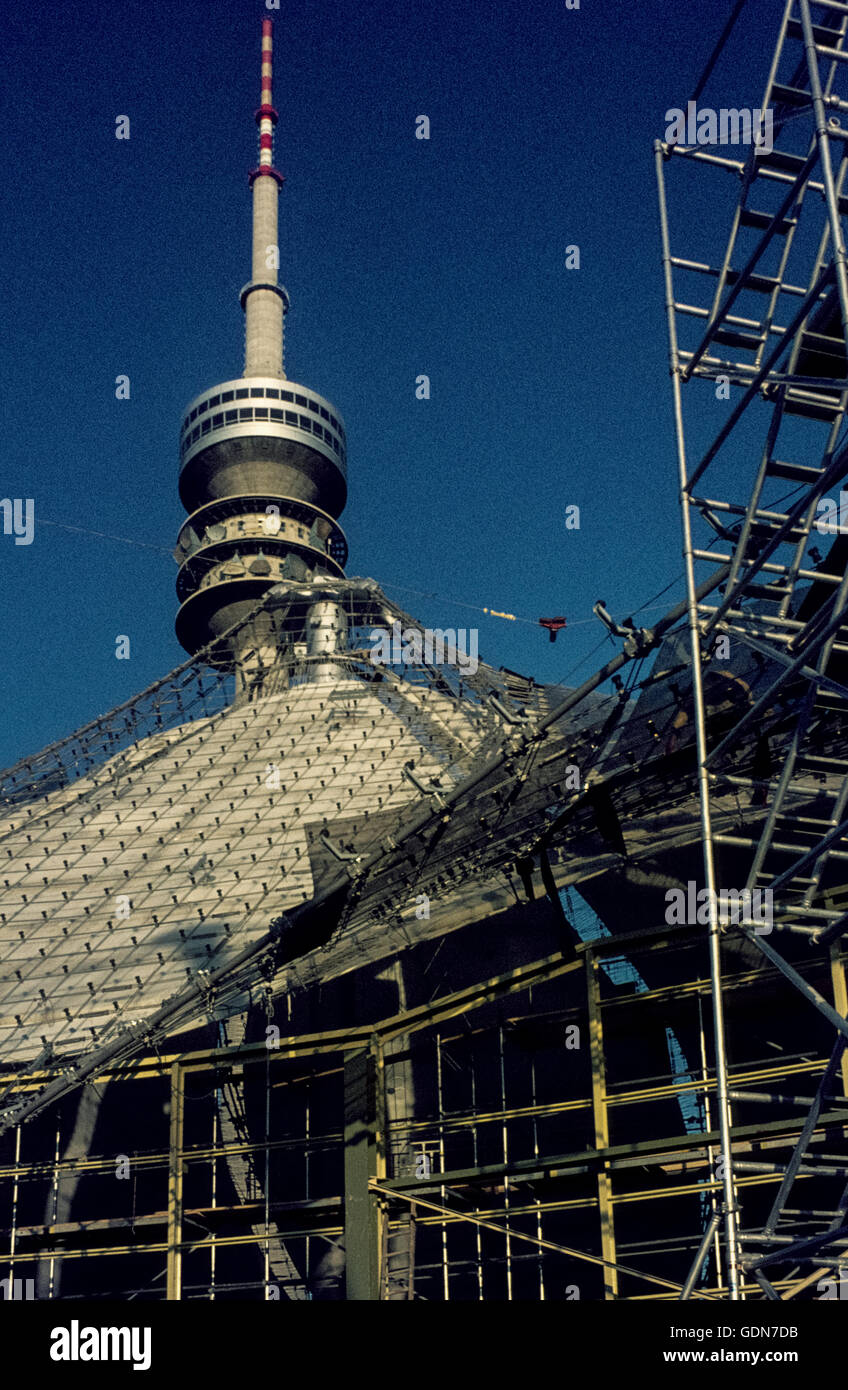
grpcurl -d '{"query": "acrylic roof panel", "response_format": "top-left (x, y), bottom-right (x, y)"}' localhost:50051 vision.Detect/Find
top-left (0, 672), bottom-right (491, 1064)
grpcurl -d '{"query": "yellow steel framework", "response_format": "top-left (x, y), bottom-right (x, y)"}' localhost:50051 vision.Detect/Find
top-left (3, 929), bottom-right (845, 1300)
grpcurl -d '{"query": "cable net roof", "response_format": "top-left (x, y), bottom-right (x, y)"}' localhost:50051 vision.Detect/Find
top-left (0, 575), bottom-right (799, 1125)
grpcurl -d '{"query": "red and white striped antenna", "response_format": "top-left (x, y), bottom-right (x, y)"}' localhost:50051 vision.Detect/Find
top-left (242, 18), bottom-right (288, 378)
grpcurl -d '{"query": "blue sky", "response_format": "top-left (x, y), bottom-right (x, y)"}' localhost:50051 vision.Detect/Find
top-left (0, 0), bottom-right (782, 767)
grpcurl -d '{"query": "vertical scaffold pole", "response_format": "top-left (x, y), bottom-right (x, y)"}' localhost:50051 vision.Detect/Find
top-left (586, 951), bottom-right (618, 1299)
top-left (655, 141), bottom-right (742, 1300)
top-left (166, 1063), bottom-right (185, 1301)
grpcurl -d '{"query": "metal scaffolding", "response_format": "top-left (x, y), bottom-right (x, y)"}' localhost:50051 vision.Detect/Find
top-left (656, 0), bottom-right (848, 1299)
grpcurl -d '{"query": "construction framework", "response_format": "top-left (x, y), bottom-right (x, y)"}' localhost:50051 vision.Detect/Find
top-left (656, 0), bottom-right (848, 1300)
top-left (2, 920), bottom-right (846, 1299)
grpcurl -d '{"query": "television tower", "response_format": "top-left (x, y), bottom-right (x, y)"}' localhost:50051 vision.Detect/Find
top-left (173, 18), bottom-right (349, 683)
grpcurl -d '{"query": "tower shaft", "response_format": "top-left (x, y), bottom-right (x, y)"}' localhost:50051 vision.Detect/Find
top-left (244, 19), bottom-right (286, 378)
top-left (247, 177), bottom-right (283, 377)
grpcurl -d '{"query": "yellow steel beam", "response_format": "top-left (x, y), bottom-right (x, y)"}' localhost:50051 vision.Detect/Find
top-left (165, 1062), bottom-right (185, 1301)
top-left (586, 950), bottom-right (618, 1300)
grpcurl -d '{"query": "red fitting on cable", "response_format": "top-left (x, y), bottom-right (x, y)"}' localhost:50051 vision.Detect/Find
top-left (539, 617), bottom-right (567, 643)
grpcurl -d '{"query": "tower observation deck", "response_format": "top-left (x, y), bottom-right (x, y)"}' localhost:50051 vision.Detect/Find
top-left (174, 19), bottom-right (349, 670)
